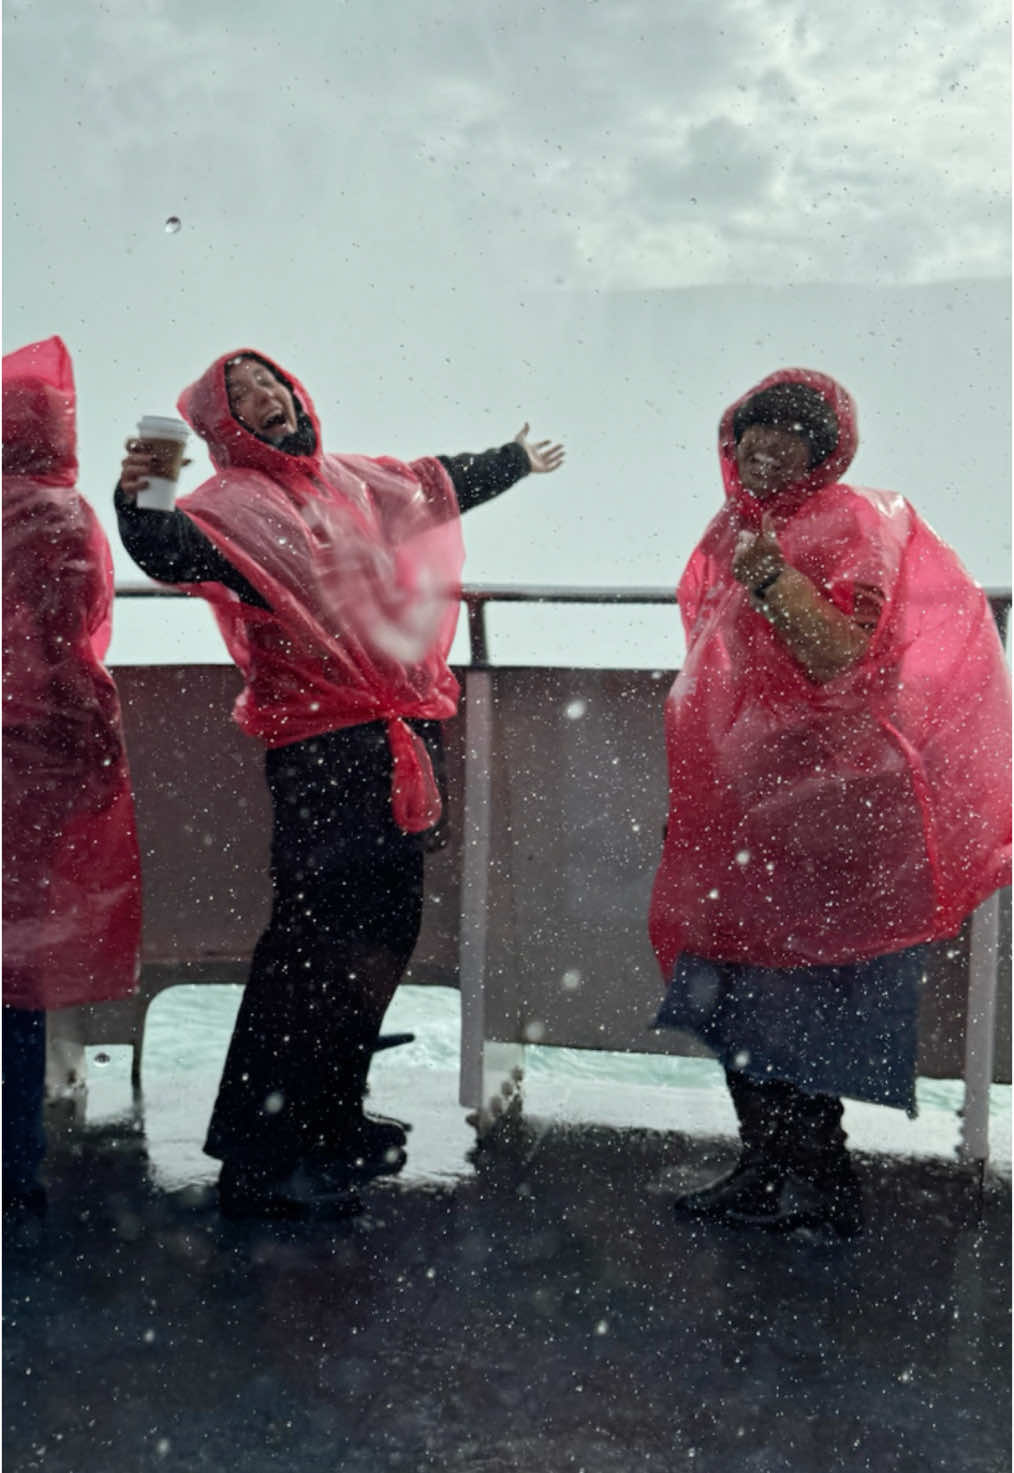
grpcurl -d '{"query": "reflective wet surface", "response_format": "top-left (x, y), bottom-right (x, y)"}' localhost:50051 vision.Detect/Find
top-left (4, 1092), bottom-right (1010, 1473)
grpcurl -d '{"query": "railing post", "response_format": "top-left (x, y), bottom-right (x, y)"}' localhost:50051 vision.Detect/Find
top-left (458, 669), bottom-right (493, 1112)
top-left (959, 893), bottom-right (1001, 1165)
top-left (465, 596), bottom-right (489, 668)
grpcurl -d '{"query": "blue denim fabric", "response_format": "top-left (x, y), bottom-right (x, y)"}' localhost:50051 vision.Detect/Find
top-left (655, 946), bottom-right (926, 1114)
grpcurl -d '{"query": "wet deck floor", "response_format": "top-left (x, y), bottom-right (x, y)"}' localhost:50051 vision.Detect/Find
top-left (4, 1083), bottom-right (1010, 1473)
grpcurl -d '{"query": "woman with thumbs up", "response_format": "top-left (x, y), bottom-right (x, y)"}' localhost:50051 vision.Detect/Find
top-left (648, 370), bottom-right (1011, 1240)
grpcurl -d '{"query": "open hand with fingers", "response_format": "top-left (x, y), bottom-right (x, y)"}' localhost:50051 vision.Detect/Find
top-left (514, 423), bottom-right (565, 474)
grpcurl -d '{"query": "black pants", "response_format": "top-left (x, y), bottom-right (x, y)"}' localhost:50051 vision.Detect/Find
top-left (2, 1005), bottom-right (46, 1194)
top-left (204, 725), bottom-right (426, 1175)
top-left (725, 1068), bottom-right (848, 1177)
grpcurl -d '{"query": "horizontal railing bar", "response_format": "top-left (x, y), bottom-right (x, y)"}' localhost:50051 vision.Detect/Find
top-left (112, 582), bottom-right (1011, 666)
top-left (112, 581), bottom-right (1014, 608)
top-left (112, 582), bottom-right (680, 603)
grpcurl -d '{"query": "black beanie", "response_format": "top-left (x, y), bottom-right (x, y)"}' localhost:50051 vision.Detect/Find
top-left (732, 382), bottom-right (839, 468)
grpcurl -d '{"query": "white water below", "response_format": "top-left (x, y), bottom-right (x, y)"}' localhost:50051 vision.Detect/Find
top-left (80, 983), bottom-right (1011, 1192)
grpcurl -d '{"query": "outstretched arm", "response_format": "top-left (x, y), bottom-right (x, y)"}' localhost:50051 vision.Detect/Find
top-left (438, 424), bottom-right (565, 513)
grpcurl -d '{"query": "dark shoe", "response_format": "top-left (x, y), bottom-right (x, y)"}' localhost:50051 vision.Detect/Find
top-left (314, 1137), bottom-right (408, 1182)
top-left (313, 1114), bottom-right (409, 1181)
top-left (727, 1166), bottom-right (864, 1240)
top-left (356, 1113), bottom-right (409, 1152)
top-left (809, 1159), bottom-right (865, 1239)
top-left (724, 1170), bottom-right (825, 1232)
top-left (218, 1164), bottom-right (362, 1222)
top-left (674, 1157), bottom-right (783, 1218)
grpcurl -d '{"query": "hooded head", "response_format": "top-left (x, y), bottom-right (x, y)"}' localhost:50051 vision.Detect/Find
top-left (2, 336), bottom-right (77, 485)
top-left (719, 368), bottom-right (857, 522)
top-left (177, 348), bottom-right (322, 478)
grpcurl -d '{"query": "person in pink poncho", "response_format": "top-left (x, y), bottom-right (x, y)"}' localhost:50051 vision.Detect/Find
top-left (3, 337), bottom-right (141, 1222)
top-left (649, 368), bottom-right (1011, 1239)
top-left (116, 348), bottom-right (563, 1220)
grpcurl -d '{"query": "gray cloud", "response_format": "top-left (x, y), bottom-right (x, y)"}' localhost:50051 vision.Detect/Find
top-left (5, 0), bottom-right (1007, 296)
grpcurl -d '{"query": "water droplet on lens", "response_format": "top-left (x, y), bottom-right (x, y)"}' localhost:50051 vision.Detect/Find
top-left (164, 216), bottom-right (181, 234)
top-left (94, 1052), bottom-right (111, 1067)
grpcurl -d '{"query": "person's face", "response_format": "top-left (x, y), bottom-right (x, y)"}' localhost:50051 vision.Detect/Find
top-left (735, 423), bottom-right (811, 497)
top-left (226, 358), bottom-right (299, 444)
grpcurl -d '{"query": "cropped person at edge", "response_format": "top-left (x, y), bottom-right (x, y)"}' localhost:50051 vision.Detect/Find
top-left (3, 336), bottom-right (141, 1226)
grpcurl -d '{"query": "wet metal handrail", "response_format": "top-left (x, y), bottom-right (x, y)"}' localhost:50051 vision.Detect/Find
top-left (115, 583), bottom-right (1013, 668)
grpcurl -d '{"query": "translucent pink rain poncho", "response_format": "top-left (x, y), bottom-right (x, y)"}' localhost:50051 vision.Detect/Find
top-left (174, 349), bottom-right (465, 832)
top-left (649, 367), bottom-right (1012, 976)
top-left (2, 337), bottom-right (141, 1010)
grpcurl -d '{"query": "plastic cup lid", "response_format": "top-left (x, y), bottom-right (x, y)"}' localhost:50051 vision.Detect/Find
top-left (137, 415), bottom-right (189, 440)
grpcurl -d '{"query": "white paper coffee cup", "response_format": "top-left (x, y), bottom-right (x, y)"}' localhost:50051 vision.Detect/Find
top-left (135, 415), bottom-right (189, 510)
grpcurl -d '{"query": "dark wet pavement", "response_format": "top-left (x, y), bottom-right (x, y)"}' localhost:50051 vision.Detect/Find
top-left (4, 1107), bottom-right (1010, 1473)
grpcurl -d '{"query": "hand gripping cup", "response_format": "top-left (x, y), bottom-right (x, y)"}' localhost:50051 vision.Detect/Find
top-left (134, 415), bottom-right (189, 510)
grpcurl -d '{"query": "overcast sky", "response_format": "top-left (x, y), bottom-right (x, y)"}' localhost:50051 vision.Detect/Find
top-left (3, 0), bottom-right (1009, 662)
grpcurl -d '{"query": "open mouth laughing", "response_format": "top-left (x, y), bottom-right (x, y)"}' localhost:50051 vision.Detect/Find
top-left (259, 408), bottom-right (292, 439)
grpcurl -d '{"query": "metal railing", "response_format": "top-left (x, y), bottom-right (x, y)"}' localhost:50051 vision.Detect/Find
top-left (115, 583), bottom-right (1013, 667)
top-left (92, 581), bottom-right (1013, 1160)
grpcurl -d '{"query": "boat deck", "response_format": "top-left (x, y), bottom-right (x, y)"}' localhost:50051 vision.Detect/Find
top-left (5, 1078), bottom-right (1010, 1473)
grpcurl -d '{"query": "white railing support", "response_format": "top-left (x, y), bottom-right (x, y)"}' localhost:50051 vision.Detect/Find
top-left (959, 893), bottom-right (1002, 1165)
top-left (458, 670), bottom-right (494, 1114)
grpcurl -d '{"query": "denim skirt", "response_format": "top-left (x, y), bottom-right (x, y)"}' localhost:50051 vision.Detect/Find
top-left (654, 945), bottom-right (927, 1112)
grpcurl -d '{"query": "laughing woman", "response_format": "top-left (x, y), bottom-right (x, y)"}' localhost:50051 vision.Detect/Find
top-left (116, 348), bottom-right (563, 1219)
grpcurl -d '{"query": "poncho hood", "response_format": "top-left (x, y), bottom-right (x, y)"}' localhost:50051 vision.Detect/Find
top-left (719, 367), bottom-right (858, 527)
top-left (2, 335), bottom-right (78, 485)
top-left (171, 348), bottom-right (465, 832)
top-left (3, 336), bottom-right (141, 1009)
top-left (177, 347), bottom-right (323, 485)
top-left (648, 370), bottom-right (1011, 974)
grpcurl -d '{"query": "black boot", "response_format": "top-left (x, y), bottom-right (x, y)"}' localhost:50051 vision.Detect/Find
top-left (309, 1028), bottom-right (409, 1180)
top-left (675, 1070), bottom-right (787, 1218)
top-left (726, 1086), bottom-right (864, 1239)
top-left (316, 1115), bottom-right (409, 1181)
top-left (787, 1091), bottom-right (864, 1240)
top-left (675, 1154), bottom-right (783, 1217)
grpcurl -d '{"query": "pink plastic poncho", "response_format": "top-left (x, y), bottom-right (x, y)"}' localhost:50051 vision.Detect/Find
top-left (649, 368), bottom-right (1012, 976)
top-left (174, 349), bottom-right (465, 832)
top-left (2, 337), bottom-right (141, 1010)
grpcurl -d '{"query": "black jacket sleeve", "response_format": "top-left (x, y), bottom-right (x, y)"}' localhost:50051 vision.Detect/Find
top-left (114, 486), bottom-right (269, 609)
top-left (437, 442), bottom-right (530, 514)
top-left (115, 442), bottom-right (529, 607)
